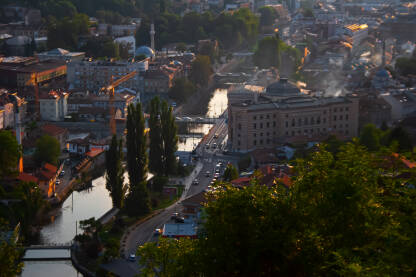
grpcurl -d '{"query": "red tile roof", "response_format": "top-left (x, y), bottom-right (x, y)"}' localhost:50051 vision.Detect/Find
top-left (44, 163), bottom-right (57, 173)
top-left (86, 148), bottom-right (104, 158)
top-left (17, 172), bottom-right (39, 183)
top-left (41, 124), bottom-right (67, 137)
top-left (231, 177), bottom-right (251, 187)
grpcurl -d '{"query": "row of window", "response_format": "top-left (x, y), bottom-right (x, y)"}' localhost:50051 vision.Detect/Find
top-left (253, 114), bottom-right (277, 120)
top-left (253, 121), bottom-right (277, 129)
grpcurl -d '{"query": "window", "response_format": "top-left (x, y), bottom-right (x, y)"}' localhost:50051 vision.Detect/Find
top-left (333, 125), bottom-right (336, 129)
top-left (285, 114), bottom-right (288, 118)
top-left (339, 115), bottom-right (343, 120)
top-left (311, 117), bottom-right (315, 124)
top-left (253, 116), bottom-right (257, 120)
top-left (267, 132), bottom-right (270, 136)
top-left (260, 140), bottom-right (263, 144)
top-left (305, 118), bottom-right (309, 125)
top-left (266, 122), bottom-right (270, 128)
top-left (334, 115), bottom-right (337, 121)
top-left (323, 118), bottom-right (326, 123)
top-left (334, 108), bottom-right (337, 112)
top-left (253, 123), bottom-right (256, 129)
top-left (260, 123), bottom-right (263, 128)
top-left (285, 121), bottom-right (288, 127)
top-left (317, 116), bottom-right (321, 124)
top-left (292, 131), bottom-right (295, 136)
top-left (273, 121), bottom-right (276, 127)
top-left (273, 131), bottom-right (276, 135)
top-left (273, 114), bottom-right (276, 118)
top-left (238, 123), bottom-right (241, 130)
top-left (260, 115), bottom-right (263, 119)
top-left (310, 129), bottom-right (313, 133)
top-left (254, 133), bottom-right (257, 137)
top-left (346, 114), bottom-right (349, 120)
top-left (292, 119), bottom-right (295, 127)
top-left (346, 107), bottom-right (349, 111)
top-left (254, 140), bottom-right (257, 145)
top-left (298, 118), bottom-right (302, 126)
top-left (238, 141), bottom-right (241, 146)
top-left (238, 134), bottom-right (241, 137)
top-left (340, 107), bottom-right (343, 112)
top-left (298, 130), bottom-right (301, 134)
top-left (266, 114), bottom-right (270, 119)
top-left (346, 124), bottom-right (349, 128)
top-left (346, 130), bottom-right (349, 135)
top-left (323, 110), bottom-right (327, 115)
top-left (260, 133), bottom-right (263, 137)
top-left (266, 139), bottom-right (270, 144)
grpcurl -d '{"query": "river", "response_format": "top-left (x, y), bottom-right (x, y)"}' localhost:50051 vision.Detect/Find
top-left (178, 88), bottom-right (228, 151)
top-left (21, 88), bottom-right (228, 276)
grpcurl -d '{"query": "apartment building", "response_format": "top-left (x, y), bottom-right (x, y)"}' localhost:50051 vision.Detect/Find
top-left (67, 59), bottom-right (148, 92)
top-left (39, 90), bottom-right (68, 121)
top-left (344, 24), bottom-right (368, 47)
top-left (228, 79), bottom-right (359, 152)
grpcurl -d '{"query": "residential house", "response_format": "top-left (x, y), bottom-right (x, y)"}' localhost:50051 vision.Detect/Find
top-left (17, 162), bottom-right (59, 198)
top-left (181, 191), bottom-right (208, 221)
top-left (39, 90), bottom-right (69, 121)
top-left (68, 136), bottom-right (90, 155)
top-left (143, 68), bottom-right (174, 94)
top-left (41, 124), bottom-right (68, 149)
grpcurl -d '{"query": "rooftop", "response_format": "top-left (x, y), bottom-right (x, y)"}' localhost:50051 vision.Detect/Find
top-left (162, 223), bottom-right (197, 238)
top-left (345, 24), bottom-right (368, 32)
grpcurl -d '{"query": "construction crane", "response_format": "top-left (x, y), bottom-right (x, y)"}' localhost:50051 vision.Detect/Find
top-left (100, 71), bottom-right (137, 135)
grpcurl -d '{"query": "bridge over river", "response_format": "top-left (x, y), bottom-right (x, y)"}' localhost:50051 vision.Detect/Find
top-left (23, 244), bottom-right (72, 261)
top-left (175, 116), bottom-right (221, 124)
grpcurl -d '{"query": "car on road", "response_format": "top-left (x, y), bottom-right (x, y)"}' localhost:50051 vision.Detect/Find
top-left (214, 134), bottom-right (219, 139)
top-left (192, 179), bottom-right (199, 186)
top-left (128, 254), bottom-right (136, 262)
top-left (171, 212), bottom-right (180, 220)
top-left (59, 170), bottom-right (65, 177)
top-left (175, 217), bottom-right (185, 223)
top-left (205, 171), bottom-right (210, 177)
top-left (212, 143), bottom-right (217, 149)
top-left (55, 179), bottom-right (60, 185)
top-left (154, 228), bottom-right (162, 236)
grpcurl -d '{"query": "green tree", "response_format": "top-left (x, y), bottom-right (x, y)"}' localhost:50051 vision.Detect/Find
top-left (148, 97), bottom-right (164, 175)
top-left (222, 164), bottom-right (238, 182)
top-left (395, 56), bottom-right (416, 76)
top-left (189, 55), bottom-right (212, 87)
top-left (168, 77), bottom-right (196, 103)
top-left (126, 103), bottom-right (148, 186)
top-left (125, 103), bottom-right (150, 216)
top-left (253, 35), bottom-right (281, 69)
top-left (125, 181), bottom-right (150, 217)
top-left (258, 6), bottom-right (278, 26)
top-left (359, 124), bottom-right (381, 151)
top-left (160, 101), bottom-right (178, 176)
top-left (47, 13), bottom-right (89, 50)
top-left (105, 135), bottom-right (126, 209)
top-left (0, 130), bottom-right (20, 178)
top-left (387, 126), bottom-right (413, 152)
top-left (34, 135), bottom-right (60, 166)
top-left (0, 219), bottom-right (23, 277)
top-left (138, 142), bottom-right (416, 276)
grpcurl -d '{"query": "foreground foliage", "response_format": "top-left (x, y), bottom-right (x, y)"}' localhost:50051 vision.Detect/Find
top-left (138, 142), bottom-right (416, 276)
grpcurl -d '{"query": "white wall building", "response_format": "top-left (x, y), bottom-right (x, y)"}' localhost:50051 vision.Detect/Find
top-left (39, 90), bottom-right (68, 121)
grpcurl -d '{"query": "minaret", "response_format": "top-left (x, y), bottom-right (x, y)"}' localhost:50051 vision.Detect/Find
top-left (150, 23), bottom-right (155, 51)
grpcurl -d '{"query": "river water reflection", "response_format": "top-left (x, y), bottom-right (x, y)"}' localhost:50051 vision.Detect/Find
top-left (178, 88), bottom-right (228, 151)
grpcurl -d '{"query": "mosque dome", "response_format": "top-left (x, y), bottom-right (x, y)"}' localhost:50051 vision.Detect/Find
top-left (135, 46), bottom-right (155, 58)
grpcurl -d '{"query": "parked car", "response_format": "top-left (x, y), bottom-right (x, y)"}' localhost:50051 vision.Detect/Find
top-left (171, 212), bottom-right (179, 220)
top-left (192, 179), bottom-right (199, 186)
top-left (128, 254), bottom-right (136, 262)
top-left (55, 179), bottom-right (60, 185)
top-left (59, 170), bottom-right (65, 177)
top-left (154, 228), bottom-right (161, 236)
top-left (175, 217), bottom-right (185, 223)
top-left (205, 171), bottom-right (211, 177)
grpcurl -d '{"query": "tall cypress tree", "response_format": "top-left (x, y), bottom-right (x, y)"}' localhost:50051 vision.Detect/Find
top-left (105, 135), bottom-right (126, 209)
top-left (126, 103), bottom-right (148, 187)
top-left (148, 97), bottom-right (164, 175)
top-left (161, 100), bottom-right (178, 176)
top-left (125, 103), bottom-right (150, 216)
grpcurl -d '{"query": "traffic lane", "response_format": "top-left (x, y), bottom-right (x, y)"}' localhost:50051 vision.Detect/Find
top-left (125, 203), bottom-right (179, 256)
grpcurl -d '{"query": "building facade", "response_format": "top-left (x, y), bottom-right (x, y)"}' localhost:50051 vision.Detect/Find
top-left (39, 90), bottom-right (68, 121)
top-left (228, 79), bottom-right (359, 152)
top-left (67, 59), bottom-right (148, 92)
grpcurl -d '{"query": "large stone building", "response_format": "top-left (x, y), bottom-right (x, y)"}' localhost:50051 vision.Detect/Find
top-left (228, 79), bottom-right (359, 152)
top-left (0, 57), bottom-right (66, 89)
